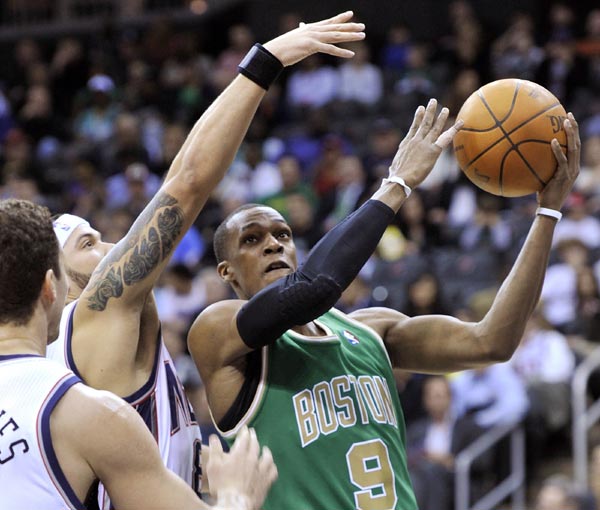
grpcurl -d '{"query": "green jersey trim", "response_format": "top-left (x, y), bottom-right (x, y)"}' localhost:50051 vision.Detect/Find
top-left (213, 346), bottom-right (269, 439)
top-left (285, 318), bottom-right (340, 344)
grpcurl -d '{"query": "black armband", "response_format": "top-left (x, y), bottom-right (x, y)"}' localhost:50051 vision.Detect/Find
top-left (238, 43), bottom-right (284, 90)
top-left (236, 200), bottom-right (396, 349)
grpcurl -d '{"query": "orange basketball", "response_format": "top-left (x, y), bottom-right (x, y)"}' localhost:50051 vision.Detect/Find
top-left (453, 79), bottom-right (567, 197)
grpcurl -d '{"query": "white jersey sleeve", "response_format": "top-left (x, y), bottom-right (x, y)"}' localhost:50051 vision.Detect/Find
top-left (48, 300), bottom-right (203, 509)
top-left (0, 355), bottom-right (83, 510)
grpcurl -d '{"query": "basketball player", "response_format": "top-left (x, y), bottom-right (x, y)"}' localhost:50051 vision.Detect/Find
top-left (0, 199), bottom-right (277, 510)
top-left (187, 101), bottom-right (581, 510)
top-left (46, 11), bottom-right (364, 506)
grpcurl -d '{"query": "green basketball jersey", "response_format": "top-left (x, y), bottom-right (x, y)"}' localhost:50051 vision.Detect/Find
top-left (220, 308), bottom-right (417, 510)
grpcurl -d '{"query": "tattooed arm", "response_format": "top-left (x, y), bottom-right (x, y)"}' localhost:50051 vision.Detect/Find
top-left (70, 14), bottom-right (366, 394)
top-left (81, 12), bottom-right (366, 312)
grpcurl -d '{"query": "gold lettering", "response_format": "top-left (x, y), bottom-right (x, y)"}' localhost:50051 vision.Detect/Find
top-left (331, 376), bottom-right (356, 427)
top-left (374, 376), bottom-right (398, 426)
top-left (358, 376), bottom-right (386, 424)
top-left (293, 389), bottom-right (319, 447)
top-left (349, 375), bottom-right (369, 424)
top-left (314, 382), bottom-right (338, 435)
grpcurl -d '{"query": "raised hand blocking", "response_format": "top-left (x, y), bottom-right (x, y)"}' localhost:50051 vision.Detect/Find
top-left (263, 11), bottom-right (366, 67)
top-left (388, 98), bottom-right (463, 190)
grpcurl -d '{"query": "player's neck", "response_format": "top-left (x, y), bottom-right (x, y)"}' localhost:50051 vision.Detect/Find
top-left (291, 321), bottom-right (327, 337)
top-left (0, 324), bottom-right (46, 357)
top-left (66, 288), bottom-right (82, 304)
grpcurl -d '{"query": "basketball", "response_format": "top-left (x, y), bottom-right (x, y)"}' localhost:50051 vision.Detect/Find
top-left (453, 79), bottom-right (567, 197)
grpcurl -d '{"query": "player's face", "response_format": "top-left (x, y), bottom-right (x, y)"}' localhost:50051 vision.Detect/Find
top-left (47, 253), bottom-right (68, 343)
top-left (62, 224), bottom-right (115, 295)
top-left (220, 207), bottom-right (297, 299)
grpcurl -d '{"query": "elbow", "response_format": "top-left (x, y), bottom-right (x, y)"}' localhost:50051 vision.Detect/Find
top-left (179, 164), bottom-right (208, 191)
top-left (473, 326), bottom-right (520, 364)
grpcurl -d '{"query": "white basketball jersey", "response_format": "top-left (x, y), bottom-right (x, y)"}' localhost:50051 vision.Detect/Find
top-left (0, 354), bottom-right (83, 510)
top-left (48, 301), bottom-right (203, 509)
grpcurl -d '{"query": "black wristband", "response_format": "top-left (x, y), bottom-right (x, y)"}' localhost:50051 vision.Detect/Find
top-left (238, 43), bottom-right (284, 90)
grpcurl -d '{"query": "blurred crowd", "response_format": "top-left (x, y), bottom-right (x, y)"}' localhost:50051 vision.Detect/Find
top-left (1, 1), bottom-right (600, 508)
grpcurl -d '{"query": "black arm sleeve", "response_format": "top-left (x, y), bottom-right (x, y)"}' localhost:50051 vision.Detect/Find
top-left (236, 199), bottom-right (395, 348)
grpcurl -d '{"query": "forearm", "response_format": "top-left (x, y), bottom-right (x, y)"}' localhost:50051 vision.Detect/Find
top-left (165, 76), bottom-right (265, 187)
top-left (477, 215), bottom-right (557, 358)
top-left (237, 198), bottom-right (398, 348)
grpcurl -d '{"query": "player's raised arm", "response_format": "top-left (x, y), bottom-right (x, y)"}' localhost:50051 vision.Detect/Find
top-left (79, 12), bottom-right (366, 314)
top-left (352, 114), bottom-right (580, 374)
top-left (188, 101), bottom-right (461, 376)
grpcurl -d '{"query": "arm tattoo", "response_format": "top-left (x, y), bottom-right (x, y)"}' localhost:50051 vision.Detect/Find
top-left (86, 192), bottom-right (184, 311)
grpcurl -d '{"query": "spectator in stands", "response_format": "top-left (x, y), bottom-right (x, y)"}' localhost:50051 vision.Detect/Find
top-left (451, 296), bottom-right (529, 428)
top-left (260, 154), bottom-right (318, 223)
top-left (380, 23), bottom-right (412, 78)
top-left (572, 266), bottom-right (600, 342)
top-left (216, 140), bottom-right (282, 203)
top-left (553, 192), bottom-right (600, 251)
top-left (459, 194), bottom-right (512, 255)
top-left (450, 363), bottom-right (529, 429)
top-left (322, 154), bottom-right (367, 230)
top-left (105, 161), bottom-right (161, 215)
top-left (536, 37), bottom-right (587, 107)
top-left (404, 272), bottom-right (450, 317)
top-left (439, 0), bottom-right (487, 77)
top-left (73, 74), bottom-right (120, 144)
top-left (396, 190), bottom-right (451, 251)
top-left (286, 54), bottom-right (340, 111)
top-left (363, 118), bottom-right (403, 181)
top-left (155, 263), bottom-right (206, 326)
top-left (310, 133), bottom-right (350, 197)
top-left (49, 37), bottom-right (89, 118)
top-left (337, 40), bottom-right (383, 107)
top-left (337, 275), bottom-right (373, 314)
top-left (490, 12), bottom-right (544, 80)
top-left (394, 44), bottom-right (437, 113)
top-left (535, 474), bottom-right (597, 510)
top-left (100, 112), bottom-right (150, 176)
top-left (18, 84), bottom-right (66, 146)
top-left (211, 24), bottom-right (254, 92)
top-left (542, 238), bottom-right (595, 332)
top-left (407, 376), bottom-right (492, 510)
top-left (511, 309), bottom-right (576, 474)
top-left (575, 136), bottom-right (600, 197)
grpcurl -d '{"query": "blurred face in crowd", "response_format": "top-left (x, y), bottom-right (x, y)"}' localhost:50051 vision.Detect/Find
top-left (535, 484), bottom-right (577, 510)
top-left (423, 376), bottom-right (452, 422)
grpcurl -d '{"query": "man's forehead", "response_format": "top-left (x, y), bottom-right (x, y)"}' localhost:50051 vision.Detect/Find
top-left (228, 207), bottom-right (286, 230)
top-left (63, 224), bottom-right (98, 250)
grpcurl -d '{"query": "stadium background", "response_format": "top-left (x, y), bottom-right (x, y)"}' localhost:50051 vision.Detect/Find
top-left (1, 1), bottom-right (599, 508)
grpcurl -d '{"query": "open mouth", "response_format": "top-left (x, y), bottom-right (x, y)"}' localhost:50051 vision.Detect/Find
top-left (265, 261), bottom-right (291, 273)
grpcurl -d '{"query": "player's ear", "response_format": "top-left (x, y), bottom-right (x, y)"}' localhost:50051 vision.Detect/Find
top-left (40, 269), bottom-right (57, 305)
top-left (217, 261), bottom-right (235, 282)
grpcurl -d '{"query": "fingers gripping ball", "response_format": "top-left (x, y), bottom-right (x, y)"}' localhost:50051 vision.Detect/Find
top-left (453, 79), bottom-right (567, 197)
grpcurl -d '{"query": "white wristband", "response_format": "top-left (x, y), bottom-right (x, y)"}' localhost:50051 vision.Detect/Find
top-left (382, 176), bottom-right (412, 198)
top-left (536, 207), bottom-right (562, 222)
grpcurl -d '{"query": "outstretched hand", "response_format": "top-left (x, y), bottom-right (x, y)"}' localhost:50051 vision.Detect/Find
top-left (208, 427), bottom-right (278, 510)
top-left (388, 98), bottom-right (463, 189)
top-left (263, 11), bottom-right (365, 67)
top-left (538, 112), bottom-right (580, 210)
